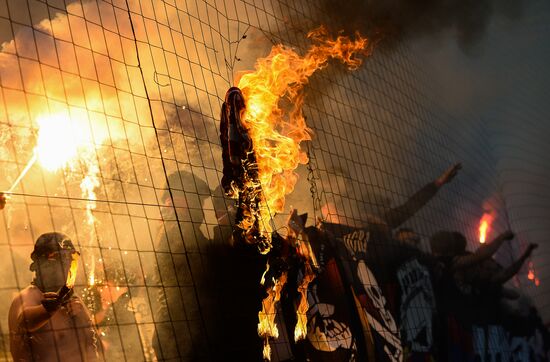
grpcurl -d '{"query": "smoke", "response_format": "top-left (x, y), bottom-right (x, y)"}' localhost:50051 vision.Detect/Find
top-left (315, 0), bottom-right (526, 52)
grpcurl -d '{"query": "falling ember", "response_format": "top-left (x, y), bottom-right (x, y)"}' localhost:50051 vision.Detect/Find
top-left (258, 273), bottom-right (288, 360)
top-left (294, 264), bottom-right (315, 342)
top-left (65, 252), bottom-right (80, 288)
top-left (236, 26), bottom-right (371, 249)
top-left (478, 213), bottom-right (495, 244)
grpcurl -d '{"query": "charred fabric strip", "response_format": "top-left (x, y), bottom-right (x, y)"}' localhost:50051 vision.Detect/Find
top-left (220, 87), bottom-right (270, 253)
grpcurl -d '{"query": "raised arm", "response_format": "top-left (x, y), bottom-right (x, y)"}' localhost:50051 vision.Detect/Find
top-left (453, 230), bottom-right (514, 270)
top-left (490, 243), bottom-right (538, 284)
top-left (384, 163), bottom-right (462, 228)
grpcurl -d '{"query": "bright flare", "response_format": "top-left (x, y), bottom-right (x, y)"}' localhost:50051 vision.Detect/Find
top-left (35, 114), bottom-right (80, 171)
top-left (66, 252), bottom-right (80, 288)
top-left (237, 26), bottom-right (371, 247)
top-left (478, 213), bottom-right (494, 244)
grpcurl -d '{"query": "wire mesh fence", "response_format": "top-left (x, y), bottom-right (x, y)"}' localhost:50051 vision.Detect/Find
top-left (0, 0), bottom-right (548, 361)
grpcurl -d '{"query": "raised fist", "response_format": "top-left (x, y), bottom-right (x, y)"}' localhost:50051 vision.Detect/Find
top-left (435, 163), bottom-right (462, 187)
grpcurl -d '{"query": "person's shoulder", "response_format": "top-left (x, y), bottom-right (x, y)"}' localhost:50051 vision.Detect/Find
top-left (14, 285), bottom-right (42, 306)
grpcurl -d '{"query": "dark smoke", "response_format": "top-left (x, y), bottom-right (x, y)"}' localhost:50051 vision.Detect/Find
top-left (317, 0), bottom-right (525, 52)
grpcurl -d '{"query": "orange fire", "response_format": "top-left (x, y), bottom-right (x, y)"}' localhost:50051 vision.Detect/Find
top-left (527, 261), bottom-right (540, 287)
top-left (478, 213), bottom-right (495, 244)
top-left (65, 252), bottom-right (80, 288)
top-left (258, 272), bottom-right (288, 360)
top-left (236, 26), bottom-right (371, 251)
top-left (294, 263), bottom-right (315, 342)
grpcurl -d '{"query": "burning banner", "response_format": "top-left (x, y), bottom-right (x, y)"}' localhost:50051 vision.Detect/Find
top-left (220, 27), bottom-right (371, 359)
top-left (221, 26), bottom-right (372, 254)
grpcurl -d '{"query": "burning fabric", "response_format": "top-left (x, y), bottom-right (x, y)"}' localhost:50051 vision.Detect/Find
top-left (219, 27), bottom-right (371, 360)
top-left (221, 87), bottom-right (271, 253)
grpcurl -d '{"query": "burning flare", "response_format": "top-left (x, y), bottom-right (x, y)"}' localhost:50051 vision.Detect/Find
top-left (236, 26), bottom-right (371, 250)
top-left (6, 114), bottom-right (82, 193)
top-left (35, 114), bottom-right (80, 171)
top-left (527, 261), bottom-right (540, 287)
top-left (65, 252), bottom-right (80, 289)
top-left (478, 213), bottom-right (495, 244)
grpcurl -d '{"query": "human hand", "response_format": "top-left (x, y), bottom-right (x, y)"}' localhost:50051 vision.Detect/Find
top-left (435, 163), bottom-right (462, 187)
top-left (525, 243), bottom-right (538, 257)
top-left (41, 287), bottom-right (72, 314)
top-left (500, 230), bottom-right (515, 241)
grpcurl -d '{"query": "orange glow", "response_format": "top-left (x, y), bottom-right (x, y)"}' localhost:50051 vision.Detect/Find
top-left (478, 213), bottom-right (495, 244)
top-left (294, 264), bottom-right (315, 342)
top-left (237, 27), bottom-right (370, 251)
top-left (258, 273), bottom-right (288, 361)
top-left (65, 252), bottom-right (80, 288)
top-left (528, 261), bottom-right (539, 286)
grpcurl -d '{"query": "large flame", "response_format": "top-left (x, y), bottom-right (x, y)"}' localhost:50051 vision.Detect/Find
top-left (258, 272), bottom-right (288, 360)
top-left (478, 213), bottom-right (495, 244)
top-left (236, 26), bottom-right (371, 245)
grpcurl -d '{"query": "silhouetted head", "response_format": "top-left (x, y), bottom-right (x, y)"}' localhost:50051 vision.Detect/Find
top-left (30, 232), bottom-right (79, 292)
top-left (430, 230), bottom-right (467, 257)
top-left (395, 227), bottom-right (420, 248)
top-left (161, 171), bottom-right (210, 206)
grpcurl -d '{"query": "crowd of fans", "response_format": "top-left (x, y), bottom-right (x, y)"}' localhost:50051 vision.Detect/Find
top-left (2, 160), bottom-right (548, 361)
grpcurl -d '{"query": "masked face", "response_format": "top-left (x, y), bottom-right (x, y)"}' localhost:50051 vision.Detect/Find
top-left (34, 252), bottom-right (74, 292)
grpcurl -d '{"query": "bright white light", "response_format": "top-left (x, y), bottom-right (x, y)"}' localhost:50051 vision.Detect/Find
top-left (35, 114), bottom-right (80, 171)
